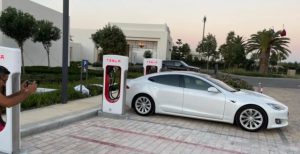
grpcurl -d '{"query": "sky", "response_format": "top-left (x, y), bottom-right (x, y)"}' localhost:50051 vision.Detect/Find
top-left (31, 0), bottom-right (300, 62)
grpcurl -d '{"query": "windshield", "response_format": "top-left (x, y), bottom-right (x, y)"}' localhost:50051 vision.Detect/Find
top-left (201, 75), bottom-right (237, 92)
top-left (180, 61), bottom-right (189, 67)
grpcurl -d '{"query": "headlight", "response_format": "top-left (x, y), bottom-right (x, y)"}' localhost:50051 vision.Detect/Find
top-left (267, 103), bottom-right (285, 110)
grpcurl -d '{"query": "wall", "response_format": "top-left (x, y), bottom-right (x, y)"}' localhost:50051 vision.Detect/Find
top-left (111, 23), bottom-right (173, 62)
top-left (70, 28), bottom-right (96, 63)
top-left (0, 0), bottom-right (66, 67)
top-left (69, 42), bottom-right (82, 62)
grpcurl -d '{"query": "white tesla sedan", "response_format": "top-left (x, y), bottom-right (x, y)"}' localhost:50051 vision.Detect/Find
top-left (126, 71), bottom-right (288, 132)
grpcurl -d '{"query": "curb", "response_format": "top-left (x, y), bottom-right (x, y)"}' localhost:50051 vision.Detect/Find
top-left (21, 108), bottom-right (99, 137)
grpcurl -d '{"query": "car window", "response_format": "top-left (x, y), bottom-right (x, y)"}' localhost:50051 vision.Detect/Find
top-left (184, 76), bottom-right (211, 91)
top-left (163, 61), bottom-right (172, 66)
top-left (174, 61), bottom-right (182, 67)
top-left (208, 77), bottom-right (237, 92)
top-left (180, 61), bottom-right (189, 67)
top-left (149, 75), bottom-right (181, 87)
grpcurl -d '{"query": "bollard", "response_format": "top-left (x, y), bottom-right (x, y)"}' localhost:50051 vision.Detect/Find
top-left (258, 82), bottom-right (263, 93)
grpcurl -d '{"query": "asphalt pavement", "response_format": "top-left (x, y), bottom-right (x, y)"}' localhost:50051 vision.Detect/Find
top-left (229, 74), bottom-right (300, 89)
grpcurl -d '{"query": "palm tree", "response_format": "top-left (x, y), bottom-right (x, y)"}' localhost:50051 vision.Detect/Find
top-left (219, 31), bottom-right (246, 68)
top-left (247, 29), bottom-right (290, 74)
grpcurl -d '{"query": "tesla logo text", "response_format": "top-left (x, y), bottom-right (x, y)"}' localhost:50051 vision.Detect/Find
top-left (106, 58), bottom-right (121, 63)
top-left (147, 60), bottom-right (157, 64)
top-left (0, 54), bottom-right (5, 60)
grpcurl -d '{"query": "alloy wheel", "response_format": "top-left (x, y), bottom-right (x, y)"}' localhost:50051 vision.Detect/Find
top-left (239, 109), bottom-right (263, 130)
top-left (135, 96), bottom-right (152, 115)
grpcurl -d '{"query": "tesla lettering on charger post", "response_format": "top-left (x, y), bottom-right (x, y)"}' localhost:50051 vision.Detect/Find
top-left (103, 55), bottom-right (128, 115)
top-left (143, 58), bottom-right (162, 75)
top-left (0, 46), bottom-right (21, 154)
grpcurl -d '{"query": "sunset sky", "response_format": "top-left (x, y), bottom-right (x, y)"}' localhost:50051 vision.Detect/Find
top-left (31, 0), bottom-right (300, 62)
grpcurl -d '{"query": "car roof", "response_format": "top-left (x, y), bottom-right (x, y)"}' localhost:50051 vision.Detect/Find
top-left (163, 60), bottom-right (180, 62)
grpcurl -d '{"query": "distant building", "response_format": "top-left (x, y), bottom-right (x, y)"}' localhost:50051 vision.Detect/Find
top-left (71, 23), bottom-right (173, 64)
top-left (0, 0), bottom-right (65, 67)
top-left (0, 0), bottom-right (173, 66)
top-left (111, 23), bottom-right (173, 64)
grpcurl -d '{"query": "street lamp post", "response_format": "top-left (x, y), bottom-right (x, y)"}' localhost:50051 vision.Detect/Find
top-left (202, 16), bottom-right (208, 71)
top-left (62, 0), bottom-right (69, 104)
top-left (202, 16), bottom-right (207, 42)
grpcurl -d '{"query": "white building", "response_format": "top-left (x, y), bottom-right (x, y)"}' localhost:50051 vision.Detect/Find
top-left (0, 0), bottom-right (173, 66)
top-left (70, 29), bottom-right (97, 63)
top-left (0, 0), bottom-right (65, 67)
top-left (71, 23), bottom-right (173, 64)
top-left (111, 23), bottom-right (173, 64)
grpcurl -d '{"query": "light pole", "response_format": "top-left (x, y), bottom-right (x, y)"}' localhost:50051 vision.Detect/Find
top-left (62, 0), bottom-right (69, 104)
top-left (202, 16), bottom-right (208, 71)
top-left (202, 16), bottom-right (206, 42)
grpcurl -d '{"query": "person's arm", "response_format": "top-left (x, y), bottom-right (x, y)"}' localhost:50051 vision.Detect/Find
top-left (0, 82), bottom-right (37, 108)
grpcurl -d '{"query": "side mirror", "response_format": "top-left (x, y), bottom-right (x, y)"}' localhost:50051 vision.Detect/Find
top-left (208, 87), bottom-right (219, 93)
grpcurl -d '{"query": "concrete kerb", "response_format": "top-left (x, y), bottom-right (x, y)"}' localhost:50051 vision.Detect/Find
top-left (98, 109), bottom-right (129, 120)
top-left (21, 108), bottom-right (99, 138)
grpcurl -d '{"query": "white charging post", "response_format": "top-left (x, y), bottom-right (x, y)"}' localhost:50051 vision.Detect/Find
top-left (0, 46), bottom-right (21, 154)
top-left (143, 58), bottom-right (162, 75)
top-left (102, 55), bottom-right (128, 115)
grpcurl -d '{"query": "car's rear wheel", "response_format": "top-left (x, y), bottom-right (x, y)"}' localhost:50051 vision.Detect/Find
top-left (133, 95), bottom-right (154, 116)
top-left (236, 105), bottom-right (268, 132)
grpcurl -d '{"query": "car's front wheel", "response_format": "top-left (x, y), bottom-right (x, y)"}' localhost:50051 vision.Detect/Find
top-left (236, 105), bottom-right (268, 132)
top-left (133, 95), bottom-right (154, 116)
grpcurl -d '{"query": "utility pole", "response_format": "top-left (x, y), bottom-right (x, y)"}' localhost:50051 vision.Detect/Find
top-left (202, 16), bottom-right (207, 42)
top-left (202, 16), bottom-right (208, 71)
top-left (62, 0), bottom-right (69, 104)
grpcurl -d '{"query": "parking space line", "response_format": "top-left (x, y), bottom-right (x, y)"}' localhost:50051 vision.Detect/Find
top-left (93, 125), bottom-right (244, 154)
top-left (277, 129), bottom-right (289, 144)
top-left (69, 135), bottom-right (154, 154)
top-left (128, 117), bottom-right (246, 139)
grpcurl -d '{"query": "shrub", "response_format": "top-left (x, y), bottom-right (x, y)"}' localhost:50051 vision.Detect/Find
top-left (92, 61), bottom-right (102, 67)
top-left (21, 85), bottom-right (102, 110)
top-left (143, 50), bottom-right (152, 58)
top-left (128, 66), bottom-right (143, 72)
top-left (215, 74), bottom-right (254, 90)
top-left (127, 72), bottom-right (143, 79)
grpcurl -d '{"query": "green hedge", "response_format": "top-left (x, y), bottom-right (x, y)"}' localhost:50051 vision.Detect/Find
top-left (21, 85), bottom-right (102, 111)
top-left (24, 66), bottom-right (102, 76)
top-left (215, 74), bottom-right (254, 90)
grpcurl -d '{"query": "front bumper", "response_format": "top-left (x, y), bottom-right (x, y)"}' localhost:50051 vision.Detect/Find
top-left (267, 108), bottom-right (289, 129)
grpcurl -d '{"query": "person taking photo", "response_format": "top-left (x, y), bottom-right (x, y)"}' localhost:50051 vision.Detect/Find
top-left (0, 66), bottom-right (37, 132)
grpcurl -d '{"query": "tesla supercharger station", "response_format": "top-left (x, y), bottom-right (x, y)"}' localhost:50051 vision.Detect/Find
top-left (143, 58), bottom-right (162, 75)
top-left (0, 46), bottom-right (21, 154)
top-left (102, 55), bottom-right (128, 115)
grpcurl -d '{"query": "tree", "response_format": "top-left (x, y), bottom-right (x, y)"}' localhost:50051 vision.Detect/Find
top-left (0, 7), bottom-right (36, 73)
top-left (32, 20), bottom-right (61, 67)
top-left (143, 50), bottom-right (152, 58)
top-left (171, 46), bottom-right (181, 60)
top-left (247, 29), bottom-right (290, 74)
top-left (185, 54), bottom-right (194, 65)
top-left (171, 39), bottom-right (191, 60)
top-left (196, 33), bottom-right (217, 71)
top-left (91, 24), bottom-right (127, 55)
top-left (269, 52), bottom-right (278, 67)
top-left (219, 31), bottom-right (246, 68)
